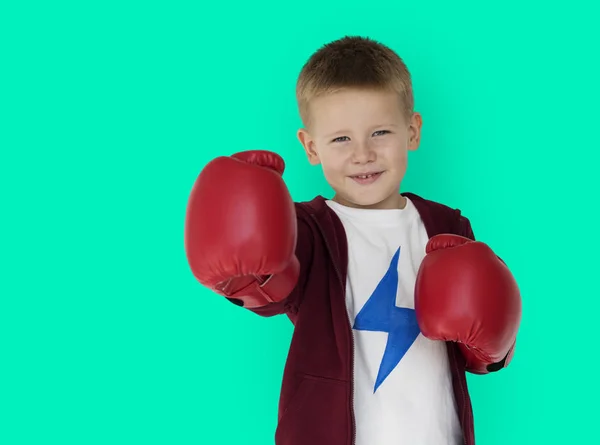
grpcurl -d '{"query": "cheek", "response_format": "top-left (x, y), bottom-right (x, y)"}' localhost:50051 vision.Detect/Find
top-left (395, 152), bottom-right (409, 173)
top-left (318, 152), bottom-right (349, 185)
top-left (318, 147), bottom-right (346, 170)
top-left (380, 141), bottom-right (408, 165)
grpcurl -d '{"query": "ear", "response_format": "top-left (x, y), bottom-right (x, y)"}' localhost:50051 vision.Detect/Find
top-left (407, 112), bottom-right (423, 151)
top-left (297, 128), bottom-right (321, 165)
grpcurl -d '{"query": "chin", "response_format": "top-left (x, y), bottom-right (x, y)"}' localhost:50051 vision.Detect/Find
top-left (331, 174), bottom-right (403, 209)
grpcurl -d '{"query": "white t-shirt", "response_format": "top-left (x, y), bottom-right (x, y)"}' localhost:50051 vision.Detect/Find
top-left (326, 197), bottom-right (463, 445)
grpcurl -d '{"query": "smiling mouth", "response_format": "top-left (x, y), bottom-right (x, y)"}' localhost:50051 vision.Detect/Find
top-left (352, 172), bottom-right (380, 178)
top-left (349, 171), bottom-right (384, 184)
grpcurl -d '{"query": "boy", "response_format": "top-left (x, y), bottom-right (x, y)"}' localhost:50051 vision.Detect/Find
top-left (184, 36), bottom-right (521, 445)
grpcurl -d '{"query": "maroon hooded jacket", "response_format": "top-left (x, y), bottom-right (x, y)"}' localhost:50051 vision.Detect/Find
top-left (233, 192), bottom-right (490, 445)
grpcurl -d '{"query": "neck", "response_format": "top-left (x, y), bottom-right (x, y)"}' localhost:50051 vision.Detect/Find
top-left (332, 193), bottom-right (406, 210)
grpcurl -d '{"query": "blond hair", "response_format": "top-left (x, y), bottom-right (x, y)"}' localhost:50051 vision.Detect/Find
top-left (296, 36), bottom-right (414, 127)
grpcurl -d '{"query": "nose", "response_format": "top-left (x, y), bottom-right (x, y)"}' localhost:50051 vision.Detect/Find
top-left (351, 141), bottom-right (376, 164)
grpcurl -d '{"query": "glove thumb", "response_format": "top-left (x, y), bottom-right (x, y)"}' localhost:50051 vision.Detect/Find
top-left (231, 150), bottom-right (285, 176)
top-left (425, 234), bottom-right (473, 254)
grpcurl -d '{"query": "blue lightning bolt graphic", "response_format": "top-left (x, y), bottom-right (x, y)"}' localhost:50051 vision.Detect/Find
top-left (353, 247), bottom-right (421, 393)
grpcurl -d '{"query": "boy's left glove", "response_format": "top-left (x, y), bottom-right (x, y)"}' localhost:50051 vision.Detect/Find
top-left (414, 234), bottom-right (522, 374)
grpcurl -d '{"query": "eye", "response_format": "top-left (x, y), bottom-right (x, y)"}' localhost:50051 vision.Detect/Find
top-left (373, 130), bottom-right (390, 137)
top-left (332, 136), bottom-right (350, 143)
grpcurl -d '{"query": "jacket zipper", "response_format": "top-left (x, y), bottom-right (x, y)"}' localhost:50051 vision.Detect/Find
top-left (310, 214), bottom-right (356, 445)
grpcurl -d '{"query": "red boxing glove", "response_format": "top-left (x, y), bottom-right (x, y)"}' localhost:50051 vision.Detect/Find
top-left (415, 234), bottom-right (522, 373)
top-left (184, 150), bottom-right (300, 308)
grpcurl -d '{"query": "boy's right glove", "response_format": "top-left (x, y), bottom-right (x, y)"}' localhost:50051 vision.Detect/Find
top-left (184, 150), bottom-right (300, 308)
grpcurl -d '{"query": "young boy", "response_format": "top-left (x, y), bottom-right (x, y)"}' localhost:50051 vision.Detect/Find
top-left (184, 36), bottom-right (521, 445)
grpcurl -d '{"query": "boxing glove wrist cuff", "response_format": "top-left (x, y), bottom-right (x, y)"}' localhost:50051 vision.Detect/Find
top-left (459, 338), bottom-right (517, 374)
top-left (216, 256), bottom-right (300, 309)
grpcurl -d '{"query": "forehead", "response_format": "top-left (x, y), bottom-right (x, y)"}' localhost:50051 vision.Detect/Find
top-left (308, 88), bottom-right (404, 133)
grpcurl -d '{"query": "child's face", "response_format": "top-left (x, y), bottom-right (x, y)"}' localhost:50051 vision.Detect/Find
top-left (297, 88), bottom-right (422, 209)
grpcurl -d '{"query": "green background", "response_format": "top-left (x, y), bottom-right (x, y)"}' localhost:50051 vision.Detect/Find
top-left (2, 1), bottom-right (598, 443)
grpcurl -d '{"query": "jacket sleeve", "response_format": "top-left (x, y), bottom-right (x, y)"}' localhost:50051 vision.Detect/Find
top-left (456, 212), bottom-right (476, 241)
top-left (455, 210), bottom-right (519, 373)
top-left (241, 209), bottom-right (315, 318)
